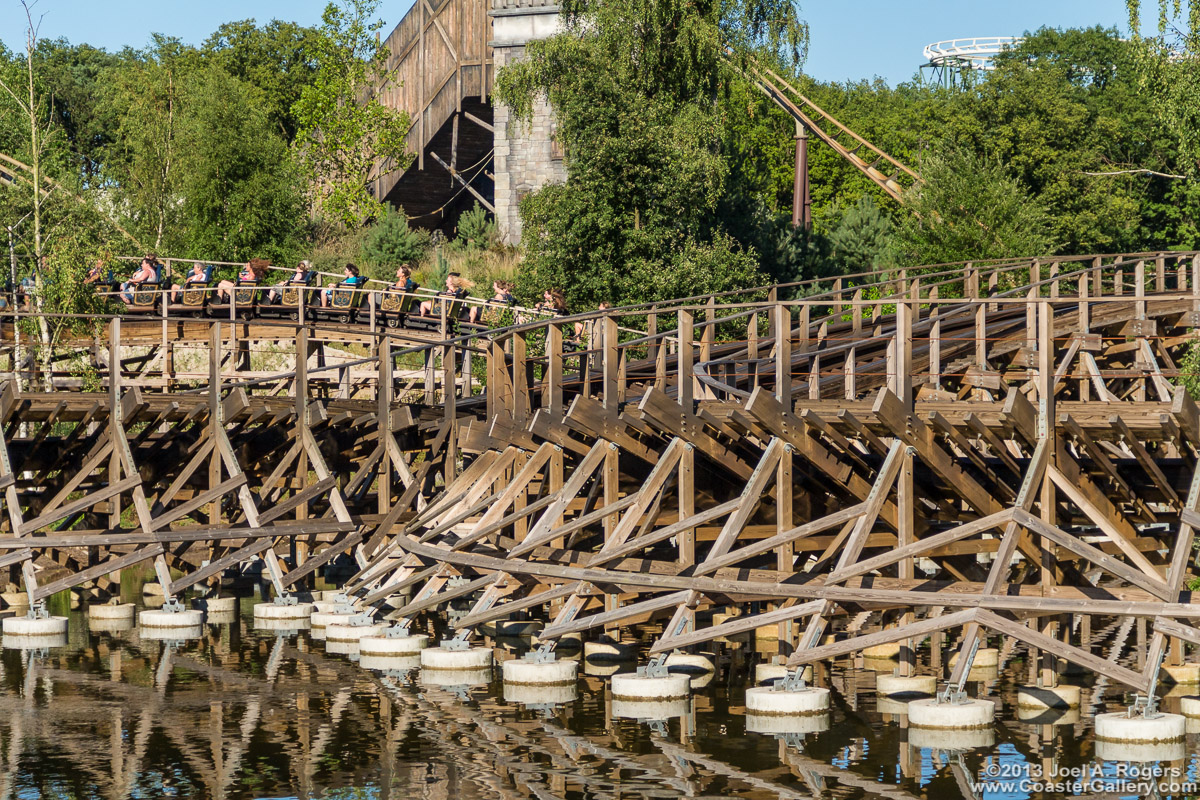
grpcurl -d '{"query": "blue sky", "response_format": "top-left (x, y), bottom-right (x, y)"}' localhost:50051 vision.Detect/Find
top-left (1, 0), bottom-right (1152, 85)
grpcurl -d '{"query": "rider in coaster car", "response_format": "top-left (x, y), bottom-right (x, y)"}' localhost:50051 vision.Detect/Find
top-left (320, 263), bottom-right (364, 307)
top-left (121, 254), bottom-right (160, 305)
top-left (419, 272), bottom-right (472, 318)
top-left (216, 258), bottom-right (271, 302)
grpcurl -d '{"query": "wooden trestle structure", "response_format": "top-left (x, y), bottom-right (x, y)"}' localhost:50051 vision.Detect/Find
top-left (7, 251), bottom-right (1200, 699)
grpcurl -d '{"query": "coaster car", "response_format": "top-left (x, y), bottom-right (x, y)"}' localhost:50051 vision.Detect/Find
top-left (259, 270), bottom-right (318, 321)
top-left (406, 294), bottom-right (465, 333)
top-left (378, 287), bottom-right (420, 329)
top-left (314, 277), bottom-right (368, 324)
top-left (126, 264), bottom-right (168, 312)
top-left (171, 265), bottom-right (214, 318)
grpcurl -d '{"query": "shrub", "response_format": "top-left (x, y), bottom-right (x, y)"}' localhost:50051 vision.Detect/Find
top-left (360, 206), bottom-right (431, 279)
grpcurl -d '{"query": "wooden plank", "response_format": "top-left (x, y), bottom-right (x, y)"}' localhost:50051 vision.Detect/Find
top-left (150, 474), bottom-right (247, 530)
top-left (651, 599), bottom-right (826, 653)
top-left (34, 544), bottom-right (165, 601)
top-left (18, 475), bottom-right (141, 535)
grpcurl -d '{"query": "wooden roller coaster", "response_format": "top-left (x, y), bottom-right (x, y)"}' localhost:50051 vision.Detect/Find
top-left (4, 251), bottom-right (1200, 702)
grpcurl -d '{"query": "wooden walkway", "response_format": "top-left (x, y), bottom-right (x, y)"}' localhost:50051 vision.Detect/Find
top-left (4, 250), bottom-right (1200, 696)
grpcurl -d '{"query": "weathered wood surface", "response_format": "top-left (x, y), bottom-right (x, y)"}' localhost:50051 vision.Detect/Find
top-left (4, 251), bottom-right (1200, 692)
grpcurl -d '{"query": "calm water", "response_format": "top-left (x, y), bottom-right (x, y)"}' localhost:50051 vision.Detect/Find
top-left (1, 597), bottom-right (1197, 800)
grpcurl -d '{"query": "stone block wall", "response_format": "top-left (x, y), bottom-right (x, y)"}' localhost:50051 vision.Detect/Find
top-left (491, 1), bottom-right (566, 245)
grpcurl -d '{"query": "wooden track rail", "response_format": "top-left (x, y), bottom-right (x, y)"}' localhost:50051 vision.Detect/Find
top-left (5, 250), bottom-right (1200, 695)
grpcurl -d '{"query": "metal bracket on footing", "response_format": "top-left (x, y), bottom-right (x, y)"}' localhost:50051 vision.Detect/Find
top-left (937, 683), bottom-right (968, 705)
top-left (524, 643), bottom-right (557, 663)
top-left (1129, 694), bottom-right (1161, 719)
top-left (638, 655), bottom-right (669, 678)
top-left (349, 613), bottom-right (375, 627)
top-left (274, 594), bottom-right (298, 606)
top-left (162, 597), bottom-right (185, 614)
top-left (778, 668), bottom-right (808, 692)
top-left (443, 632), bottom-right (471, 651)
top-left (384, 624), bottom-right (411, 638)
top-left (29, 601), bottom-right (48, 620)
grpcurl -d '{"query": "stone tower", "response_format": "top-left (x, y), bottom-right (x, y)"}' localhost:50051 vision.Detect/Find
top-left (490, 0), bottom-right (567, 245)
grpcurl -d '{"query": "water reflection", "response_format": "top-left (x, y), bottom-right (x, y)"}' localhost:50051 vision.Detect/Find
top-left (0, 599), bottom-right (1197, 799)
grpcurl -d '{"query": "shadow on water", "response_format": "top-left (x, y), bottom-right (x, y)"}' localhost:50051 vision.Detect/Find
top-left (0, 598), bottom-right (1197, 799)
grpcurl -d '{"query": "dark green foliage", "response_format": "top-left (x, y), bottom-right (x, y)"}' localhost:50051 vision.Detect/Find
top-left (495, 0), bottom-right (803, 308)
top-left (175, 68), bottom-right (305, 264)
top-left (827, 195), bottom-right (892, 275)
top-left (452, 204), bottom-right (498, 251)
top-left (201, 19), bottom-right (318, 142)
top-left (360, 207), bottom-right (431, 278)
top-left (892, 146), bottom-right (1053, 267)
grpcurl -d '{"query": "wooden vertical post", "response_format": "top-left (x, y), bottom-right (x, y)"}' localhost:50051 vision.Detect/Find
top-left (443, 341), bottom-right (457, 483)
top-left (774, 303), bottom-right (791, 406)
top-left (602, 316), bottom-right (618, 412)
top-left (378, 336), bottom-right (392, 515)
top-left (547, 322), bottom-right (563, 419)
top-left (678, 310), bottom-right (693, 410)
top-left (1038, 301), bottom-right (1059, 688)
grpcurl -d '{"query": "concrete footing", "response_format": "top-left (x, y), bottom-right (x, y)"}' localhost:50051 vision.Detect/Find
top-left (326, 621), bottom-right (389, 643)
top-left (502, 659), bottom-right (577, 687)
top-left (862, 642), bottom-right (901, 659)
top-left (1094, 712), bottom-right (1185, 743)
top-left (745, 686), bottom-right (830, 716)
top-left (1016, 684), bottom-right (1081, 710)
top-left (420, 646), bottom-right (493, 671)
top-left (326, 621), bottom-right (389, 654)
top-left (0, 591), bottom-right (28, 608)
top-left (3, 615), bottom-right (68, 637)
top-left (192, 596), bottom-right (236, 614)
top-left (876, 675), bottom-right (937, 699)
top-left (948, 647), bottom-right (999, 668)
top-left (140, 609), bottom-right (204, 628)
top-left (1016, 706), bottom-right (1080, 726)
top-left (908, 698), bottom-right (995, 729)
top-left (1161, 664), bottom-right (1200, 685)
top-left (253, 602), bottom-right (314, 620)
top-left (360, 633), bottom-right (428, 657)
top-left (310, 610), bottom-right (355, 629)
top-left (584, 639), bottom-right (636, 663)
top-left (610, 673), bottom-right (690, 702)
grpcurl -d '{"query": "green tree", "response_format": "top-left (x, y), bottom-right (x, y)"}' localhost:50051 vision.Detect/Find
top-left (100, 41), bottom-right (185, 252)
top-left (201, 19), bottom-right (318, 142)
top-left (827, 195), bottom-right (892, 275)
top-left (892, 146), bottom-right (1053, 267)
top-left (360, 205), bottom-right (430, 278)
top-left (291, 0), bottom-right (411, 228)
top-left (495, 0), bottom-right (803, 307)
top-left (175, 66), bottom-right (305, 263)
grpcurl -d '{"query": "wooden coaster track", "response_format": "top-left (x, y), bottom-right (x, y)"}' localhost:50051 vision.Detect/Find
top-left (3, 250), bottom-right (1200, 695)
